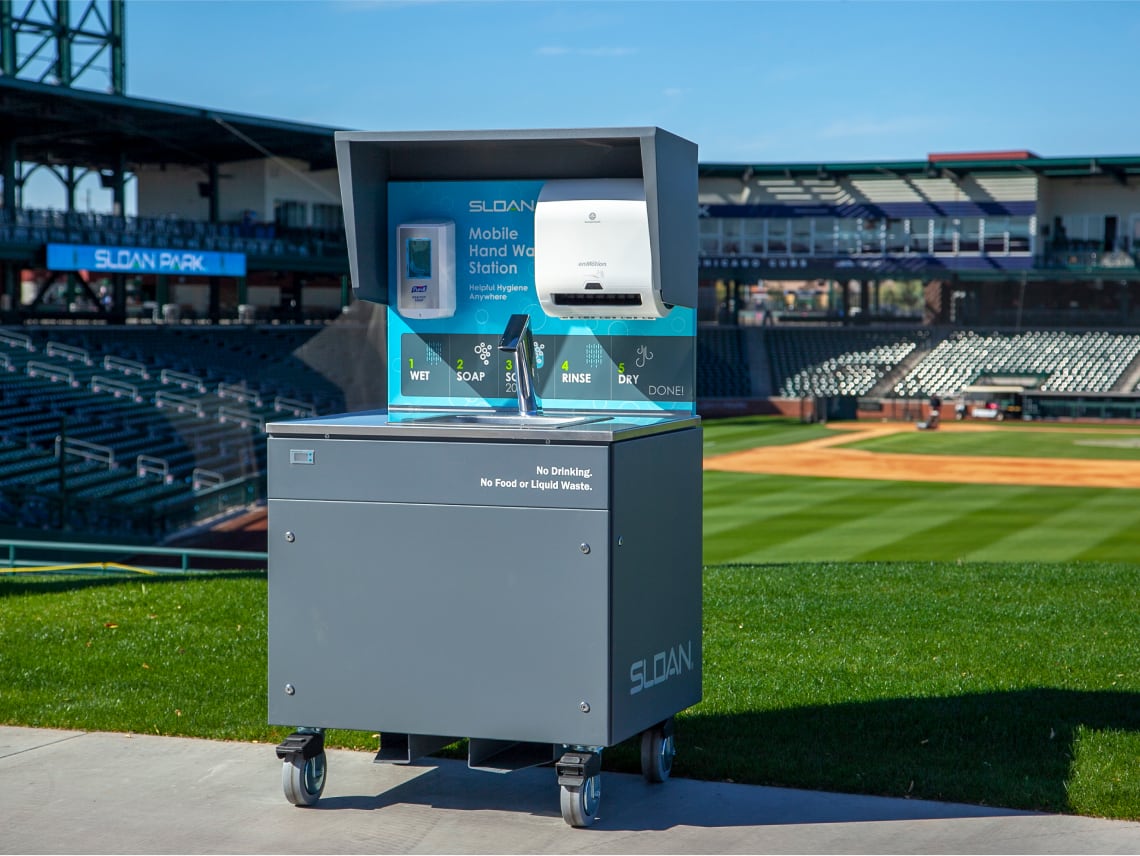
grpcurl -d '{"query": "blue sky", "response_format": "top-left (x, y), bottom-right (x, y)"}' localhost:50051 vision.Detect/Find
top-left (118, 0), bottom-right (1140, 165)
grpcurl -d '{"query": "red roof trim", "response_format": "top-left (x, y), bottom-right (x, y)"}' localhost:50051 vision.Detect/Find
top-left (928, 150), bottom-right (1038, 163)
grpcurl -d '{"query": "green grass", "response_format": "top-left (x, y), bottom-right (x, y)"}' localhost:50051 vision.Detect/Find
top-left (704, 472), bottom-right (1140, 564)
top-left (2, 416), bottom-right (1139, 819)
top-left (2, 564), bottom-right (1137, 819)
top-left (843, 426), bottom-right (1140, 460)
top-left (702, 415), bottom-right (834, 456)
top-left (693, 562), bottom-right (1140, 817)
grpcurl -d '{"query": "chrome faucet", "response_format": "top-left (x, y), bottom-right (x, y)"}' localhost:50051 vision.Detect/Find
top-left (498, 313), bottom-right (541, 416)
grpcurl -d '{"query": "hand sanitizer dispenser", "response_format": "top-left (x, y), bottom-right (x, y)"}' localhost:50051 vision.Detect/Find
top-left (396, 220), bottom-right (456, 319)
top-left (534, 179), bottom-right (668, 319)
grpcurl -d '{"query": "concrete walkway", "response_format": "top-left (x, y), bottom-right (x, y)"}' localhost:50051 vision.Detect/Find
top-left (2, 726), bottom-right (1138, 854)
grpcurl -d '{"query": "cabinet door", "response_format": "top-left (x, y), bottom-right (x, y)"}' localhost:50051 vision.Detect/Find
top-left (269, 498), bottom-right (611, 746)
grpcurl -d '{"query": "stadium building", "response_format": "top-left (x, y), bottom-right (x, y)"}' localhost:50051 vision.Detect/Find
top-left (3, 0), bottom-right (1140, 541)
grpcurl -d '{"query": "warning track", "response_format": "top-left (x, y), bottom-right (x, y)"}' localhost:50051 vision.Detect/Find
top-left (703, 422), bottom-right (1140, 489)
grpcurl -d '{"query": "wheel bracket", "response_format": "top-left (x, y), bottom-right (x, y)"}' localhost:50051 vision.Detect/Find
top-left (275, 730), bottom-right (325, 763)
top-left (556, 750), bottom-right (601, 788)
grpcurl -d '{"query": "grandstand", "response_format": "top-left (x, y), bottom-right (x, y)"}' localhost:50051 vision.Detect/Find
top-left (0, 319), bottom-right (386, 539)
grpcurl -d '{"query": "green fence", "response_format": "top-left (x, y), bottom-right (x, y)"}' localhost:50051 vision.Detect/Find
top-left (1, 538), bottom-right (267, 575)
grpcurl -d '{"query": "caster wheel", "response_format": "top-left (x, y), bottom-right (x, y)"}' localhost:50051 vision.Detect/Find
top-left (282, 751), bottom-right (326, 806)
top-left (560, 774), bottom-right (601, 827)
top-left (641, 721), bottom-right (676, 783)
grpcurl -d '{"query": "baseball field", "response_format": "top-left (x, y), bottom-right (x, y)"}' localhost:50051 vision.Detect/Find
top-left (703, 418), bottom-right (1140, 563)
top-left (693, 416), bottom-right (1140, 819)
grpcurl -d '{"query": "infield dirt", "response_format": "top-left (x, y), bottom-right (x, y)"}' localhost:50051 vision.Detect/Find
top-left (704, 422), bottom-right (1140, 489)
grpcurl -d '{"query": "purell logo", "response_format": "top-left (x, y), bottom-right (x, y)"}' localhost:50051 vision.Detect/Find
top-left (468, 199), bottom-right (536, 214)
top-left (629, 640), bottom-right (693, 695)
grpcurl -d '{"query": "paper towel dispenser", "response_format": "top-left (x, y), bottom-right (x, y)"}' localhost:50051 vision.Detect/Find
top-left (534, 179), bottom-right (668, 319)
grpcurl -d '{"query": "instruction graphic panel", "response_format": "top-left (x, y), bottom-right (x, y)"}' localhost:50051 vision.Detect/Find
top-left (388, 180), bottom-right (695, 413)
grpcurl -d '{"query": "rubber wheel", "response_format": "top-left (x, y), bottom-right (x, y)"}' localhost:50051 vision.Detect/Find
top-left (560, 774), bottom-right (601, 827)
top-left (641, 724), bottom-right (676, 783)
top-left (282, 751), bottom-right (326, 806)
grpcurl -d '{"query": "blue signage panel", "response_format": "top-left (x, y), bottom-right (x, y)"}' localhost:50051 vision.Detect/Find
top-left (387, 180), bottom-right (697, 414)
top-left (47, 244), bottom-right (247, 277)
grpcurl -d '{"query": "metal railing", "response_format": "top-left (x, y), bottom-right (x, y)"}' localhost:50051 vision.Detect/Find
top-left (159, 368), bottom-right (207, 393)
top-left (0, 330), bottom-right (35, 351)
top-left (191, 467), bottom-right (224, 491)
top-left (218, 382), bottom-right (263, 407)
top-left (218, 406), bottom-right (265, 431)
top-left (154, 389), bottom-right (206, 417)
top-left (55, 436), bottom-right (115, 468)
top-left (273, 395), bottom-right (316, 418)
top-left (26, 361), bottom-right (77, 386)
top-left (90, 374), bottom-right (142, 401)
top-left (44, 342), bottom-right (93, 365)
top-left (0, 537), bottom-right (267, 574)
top-left (136, 455), bottom-right (171, 483)
top-left (103, 355), bottom-right (150, 379)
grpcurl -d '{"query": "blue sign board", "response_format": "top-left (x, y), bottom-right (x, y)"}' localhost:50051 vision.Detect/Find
top-left (47, 244), bottom-right (247, 277)
top-left (387, 180), bottom-right (696, 414)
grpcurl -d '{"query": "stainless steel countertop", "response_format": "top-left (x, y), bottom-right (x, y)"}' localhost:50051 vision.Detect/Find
top-left (266, 409), bottom-right (700, 443)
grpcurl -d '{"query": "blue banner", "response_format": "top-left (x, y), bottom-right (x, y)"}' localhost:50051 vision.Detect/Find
top-left (47, 244), bottom-right (247, 277)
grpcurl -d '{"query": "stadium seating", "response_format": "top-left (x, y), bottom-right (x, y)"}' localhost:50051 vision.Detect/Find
top-left (762, 327), bottom-right (928, 398)
top-left (697, 328), bottom-right (752, 397)
top-left (0, 324), bottom-right (343, 537)
top-left (893, 330), bottom-right (1140, 397)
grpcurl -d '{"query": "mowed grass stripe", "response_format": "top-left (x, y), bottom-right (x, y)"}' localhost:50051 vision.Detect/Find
top-left (703, 477), bottom-right (919, 563)
top-left (761, 482), bottom-right (1035, 565)
top-left (866, 488), bottom-right (1126, 562)
top-left (965, 491), bottom-right (1140, 563)
top-left (703, 473), bottom-right (871, 537)
top-left (705, 476), bottom-right (1020, 564)
top-left (703, 472), bottom-right (1140, 564)
top-left (702, 418), bottom-right (834, 456)
top-left (844, 428), bottom-right (1140, 461)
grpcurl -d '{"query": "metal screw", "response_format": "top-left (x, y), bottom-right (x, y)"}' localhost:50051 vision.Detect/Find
top-left (579, 543), bottom-right (590, 554)
top-left (579, 701), bottom-right (591, 713)
top-left (285, 531), bottom-right (295, 543)
top-left (284, 683), bottom-right (295, 696)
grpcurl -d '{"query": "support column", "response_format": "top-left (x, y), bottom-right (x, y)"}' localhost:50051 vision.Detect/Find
top-left (207, 162), bottom-right (219, 223)
top-left (113, 151), bottom-right (127, 217)
top-left (1, 139), bottom-right (15, 214)
top-left (156, 275), bottom-right (169, 307)
top-left (237, 275), bottom-right (248, 306)
top-left (208, 276), bottom-right (220, 323)
top-left (291, 276), bottom-right (305, 322)
top-left (1, 262), bottom-right (18, 321)
top-left (0, 2), bottom-right (15, 79)
top-left (111, 273), bottom-right (127, 323)
top-left (55, 0), bottom-right (73, 86)
top-left (110, 0), bottom-right (126, 95)
top-left (340, 274), bottom-right (350, 309)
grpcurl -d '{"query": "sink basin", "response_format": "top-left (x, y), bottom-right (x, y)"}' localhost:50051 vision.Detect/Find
top-left (396, 413), bottom-right (608, 429)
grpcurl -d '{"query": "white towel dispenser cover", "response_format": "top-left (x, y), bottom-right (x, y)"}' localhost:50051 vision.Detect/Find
top-left (534, 179), bottom-right (667, 319)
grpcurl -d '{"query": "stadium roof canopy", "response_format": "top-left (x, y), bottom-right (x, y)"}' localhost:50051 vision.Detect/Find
top-left (700, 152), bottom-right (1140, 183)
top-left (0, 76), bottom-right (344, 172)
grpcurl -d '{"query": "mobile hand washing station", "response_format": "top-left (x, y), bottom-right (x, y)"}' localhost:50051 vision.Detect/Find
top-left (267, 128), bottom-right (703, 827)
